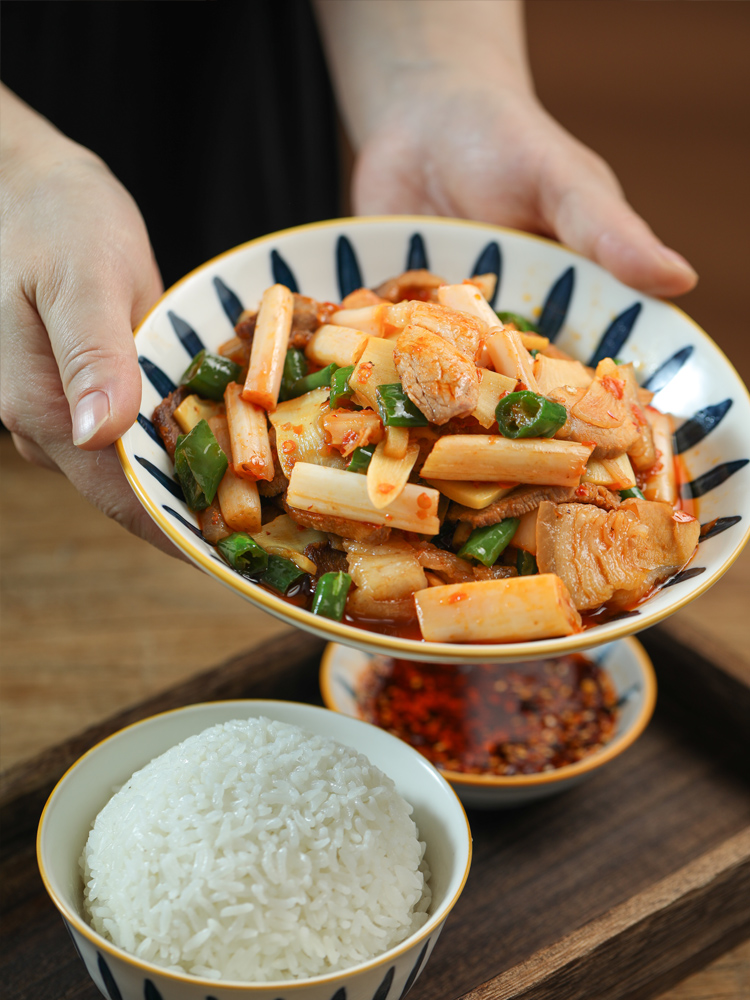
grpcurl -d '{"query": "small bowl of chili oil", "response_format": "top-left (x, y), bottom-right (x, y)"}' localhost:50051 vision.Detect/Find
top-left (320, 637), bottom-right (656, 808)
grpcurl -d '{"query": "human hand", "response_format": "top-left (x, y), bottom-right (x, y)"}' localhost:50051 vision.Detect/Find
top-left (0, 86), bottom-right (178, 555)
top-left (354, 85), bottom-right (697, 299)
top-left (315, 0), bottom-right (697, 299)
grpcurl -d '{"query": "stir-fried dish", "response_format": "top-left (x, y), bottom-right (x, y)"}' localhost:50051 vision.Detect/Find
top-left (152, 268), bottom-right (700, 643)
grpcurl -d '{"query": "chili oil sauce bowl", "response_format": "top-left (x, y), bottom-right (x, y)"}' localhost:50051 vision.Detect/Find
top-left (37, 699), bottom-right (472, 1000)
top-left (117, 216), bottom-right (750, 663)
top-left (320, 637), bottom-right (656, 809)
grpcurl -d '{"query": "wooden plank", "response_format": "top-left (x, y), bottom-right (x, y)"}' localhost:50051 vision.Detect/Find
top-left (460, 831), bottom-right (750, 1000)
top-left (2, 625), bottom-right (749, 1000)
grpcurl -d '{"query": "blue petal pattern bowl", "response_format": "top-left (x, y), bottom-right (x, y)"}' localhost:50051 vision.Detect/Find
top-left (116, 217), bottom-right (750, 662)
top-left (37, 700), bottom-right (472, 1000)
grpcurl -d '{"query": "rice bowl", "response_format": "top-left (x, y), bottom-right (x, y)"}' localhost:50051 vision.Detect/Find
top-left (81, 717), bottom-right (430, 982)
top-left (38, 700), bottom-right (471, 1000)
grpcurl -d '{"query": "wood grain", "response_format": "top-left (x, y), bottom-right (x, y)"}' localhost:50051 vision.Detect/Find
top-left (461, 831), bottom-right (750, 1000)
top-left (2, 628), bottom-right (749, 1000)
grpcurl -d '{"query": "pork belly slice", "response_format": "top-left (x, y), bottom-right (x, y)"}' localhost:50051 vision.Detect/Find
top-left (393, 325), bottom-right (479, 424)
top-left (280, 496), bottom-right (391, 544)
top-left (374, 269), bottom-right (447, 303)
top-left (536, 498), bottom-right (700, 611)
top-left (550, 385), bottom-right (640, 460)
top-left (446, 483), bottom-right (620, 526)
top-left (152, 385), bottom-right (191, 460)
top-left (413, 541), bottom-right (515, 583)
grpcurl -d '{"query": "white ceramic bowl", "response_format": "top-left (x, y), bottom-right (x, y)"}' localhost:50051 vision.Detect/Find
top-left (320, 638), bottom-right (656, 809)
top-left (38, 700), bottom-right (471, 1000)
top-left (117, 216), bottom-right (750, 662)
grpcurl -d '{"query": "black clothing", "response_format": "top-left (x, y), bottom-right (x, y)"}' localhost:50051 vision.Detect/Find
top-left (1, 0), bottom-right (341, 287)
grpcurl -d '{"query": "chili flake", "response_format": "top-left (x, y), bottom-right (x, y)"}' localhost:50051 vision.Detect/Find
top-left (356, 655), bottom-right (619, 775)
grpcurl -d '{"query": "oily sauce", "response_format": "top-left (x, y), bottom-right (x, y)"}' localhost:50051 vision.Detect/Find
top-left (356, 654), bottom-right (618, 775)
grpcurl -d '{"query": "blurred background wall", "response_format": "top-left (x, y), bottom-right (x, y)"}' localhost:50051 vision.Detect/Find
top-left (525, 0), bottom-right (748, 383)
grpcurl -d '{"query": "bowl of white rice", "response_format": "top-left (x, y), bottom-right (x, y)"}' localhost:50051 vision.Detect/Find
top-left (37, 700), bottom-right (471, 1000)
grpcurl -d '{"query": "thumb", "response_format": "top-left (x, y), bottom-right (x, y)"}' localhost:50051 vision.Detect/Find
top-left (40, 251), bottom-right (163, 451)
top-left (541, 142), bottom-right (698, 298)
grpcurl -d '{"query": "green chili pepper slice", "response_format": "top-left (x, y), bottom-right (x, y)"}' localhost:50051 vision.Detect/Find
top-left (347, 445), bottom-right (375, 473)
top-left (311, 571), bottom-right (352, 620)
top-left (495, 311), bottom-right (540, 333)
top-left (458, 518), bottom-right (520, 567)
top-left (180, 350), bottom-right (242, 402)
top-left (286, 362), bottom-right (339, 400)
top-left (329, 365), bottom-right (355, 409)
top-left (279, 348), bottom-right (309, 401)
top-left (260, 554), bottom-right (307, 594)
top-left (495, 391), bottom-right (568, 439)
top-left (619, 486), bottom-right (646, 500)
top-left (174, 420), bottom-right (228, 510)
top-left (217, 532), bottom-right (269, 574)
top-left (376, 383), bottom-right (428, 427)
top-left (516, 549), bottom-right (538, 576)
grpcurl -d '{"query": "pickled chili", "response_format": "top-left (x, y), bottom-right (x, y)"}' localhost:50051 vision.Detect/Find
top-left (180, 350), bottom-right (241, 401)
top-left (287, 362), bottom-right (338, 399)
top-left (458, 518), bottom-right (519, 567)
top-left (495, 310), bottom-right (540, 333)
top-left (174, 420), bottom-right (228, 510)
top-left (217, 532), bottom-right (268, 574)
top-left (516, 550), bottom-right (538, 576)
top-left (261, 554), bottom-right (306, 594)
top-left (311, 571), bottom-right (352, 620)
top-left (376, 383), bottom-right (429, 427)
top-left (620, 486), bottom-right (646, 500)
top-left (495, 390), bottom-right (567, 439)
top-left (329, 364), bottom-right (355, 409)
top-left (279, 348), bottom-right (308, 401)
top-left (346, 445), bottom-right (375, 473)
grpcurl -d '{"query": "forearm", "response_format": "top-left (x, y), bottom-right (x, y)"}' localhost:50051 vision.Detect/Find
top-left (313, 0), bottom-right (533, 149)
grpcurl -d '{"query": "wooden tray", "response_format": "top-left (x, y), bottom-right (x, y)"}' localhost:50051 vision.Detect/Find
top-left (2, 623), bottom-right (749, 1000)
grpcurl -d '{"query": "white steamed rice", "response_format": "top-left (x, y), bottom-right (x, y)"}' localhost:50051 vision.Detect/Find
top-left (80, 716), bottom-right (431, 982)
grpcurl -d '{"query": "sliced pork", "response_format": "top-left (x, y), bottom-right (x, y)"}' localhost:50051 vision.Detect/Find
top-left (536, 497), bottom-right (700, 611)
top-left (393, 326), bottom-right (479, 424)
top-left (446, 483), bottom-right (620, 527)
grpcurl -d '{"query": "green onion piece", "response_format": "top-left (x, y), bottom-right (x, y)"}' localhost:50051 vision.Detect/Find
top-left (376, 383), bottom-right (428, 427)
top-left (347, 445), bottom-right (375, 473)
top-left (530, 348), bottom-right (540, 359)
top-left (260, 554), bottom-right (306, 594)
top-left (620, 486), bottom-right (646, 500)
top-left (516, 550), bottom-right (538, 576)
top-left (279, 348), bottom-right (308, 401)
top-left (495, 390), bottom-right (568, 439)
top-left (495, 310), bottom-right (540, 333)
top-left (458, 518), bottom-right (520, 567)
top-left (329, 364), bottom-right (355, 409)
top-left (174, 420), bottom-right (228, 510)
top-left (287, 363), bottom-right (339, 400)
top-left (217, 532), bottom-right (269, 574)
top-left (179, 350), bottom-right (241, 402)
top-left (311, 571), bottom-right (352, 620)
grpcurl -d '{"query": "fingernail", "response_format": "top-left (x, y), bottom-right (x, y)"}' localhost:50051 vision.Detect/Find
top-left (657, 245), bottom-right (698, 279)
top-left (73, 390), bottom-right (110, 446)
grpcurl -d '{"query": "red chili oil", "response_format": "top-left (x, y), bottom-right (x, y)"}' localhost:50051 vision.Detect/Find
top-left (356, 654), bottom-right (619, 775)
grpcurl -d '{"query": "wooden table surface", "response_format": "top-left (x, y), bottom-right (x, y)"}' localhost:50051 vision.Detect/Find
top-left (1, 5), bottom-right (749, 997)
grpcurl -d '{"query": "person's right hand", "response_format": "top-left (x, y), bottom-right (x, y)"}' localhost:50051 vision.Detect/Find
top-left (1, 86), bottom-right (178, 555)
